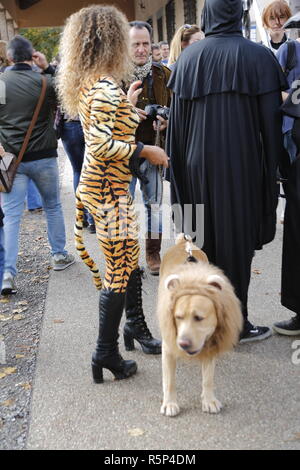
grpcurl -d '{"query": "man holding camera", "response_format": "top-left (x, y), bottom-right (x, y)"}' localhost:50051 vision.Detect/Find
top-left (128, 20), bottom-right (171, 275)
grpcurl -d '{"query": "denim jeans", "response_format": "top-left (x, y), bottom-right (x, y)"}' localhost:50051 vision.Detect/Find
top-left (1, 157), bottom-right (67, 277)
top-left (129, 160), bottom-right (163, 234)
top-left (27, 179), bottom-right (42, 210)
top-left (0, 226), bottom-right (4, 290)
top-left (61, 120), bottom-right (93, 224)
top-left (284, 130), bottom-right (297, 164)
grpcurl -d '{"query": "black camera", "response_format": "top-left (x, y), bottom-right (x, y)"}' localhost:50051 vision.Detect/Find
top-left (144, 104), bottom-right (170, 121)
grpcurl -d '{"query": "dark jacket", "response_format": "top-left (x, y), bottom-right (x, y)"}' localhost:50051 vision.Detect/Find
top-left (135, 63), bottom-right (171, 145)
top-left (0, 63), bottom-right (57, 161)
top-left (0, 207), bottom-right (3, 227)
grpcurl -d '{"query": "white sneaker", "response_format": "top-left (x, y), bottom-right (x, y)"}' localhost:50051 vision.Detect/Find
top-left (1, 273), bottom-right (17, 295)
top-left (52, 253), bottom-right (75, 271)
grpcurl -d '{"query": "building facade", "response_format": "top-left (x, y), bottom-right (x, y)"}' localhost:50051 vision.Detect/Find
top-left (0, 2), bottom-right (18, 40)
top-left (135, 0), bottom-right (205, 43)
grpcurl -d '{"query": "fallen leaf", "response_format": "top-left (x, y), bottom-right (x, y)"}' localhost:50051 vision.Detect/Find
top-left (19, 382), bottom-right (31, 390)
top-left (128, 428), bottom-right (145, 437)
top-left (1, 398), bottom-right (15, 407)
top-left (53, 319), bottom-right (64, 324)
top-left (15, 354), bottom-right (25, 359)
top-left (0, 367), bottom-right (17, 379)
top-left (252, 269), bottom-right (261, 275)
top-left (16, 301), bottom-right (28, 306)
top-left (12, 308), bottom-right (27, 314)
top-left (13, 314), bottom-right (25, 321)
top-left (0, 315), bottom-right (12, 322)
top-left (0, 298), bottom-right (10, 304)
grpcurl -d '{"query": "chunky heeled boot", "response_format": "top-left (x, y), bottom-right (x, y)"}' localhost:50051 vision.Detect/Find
top-left (92, 289), bottom-right (137, 383)
top-left (145, 233), bottom-right (162, 275)
top-left (123, 268), bottom-right (161, 354)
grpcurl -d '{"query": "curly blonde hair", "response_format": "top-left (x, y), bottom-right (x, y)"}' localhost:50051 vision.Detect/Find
top-left (56, 4), bottom-right (133, 117)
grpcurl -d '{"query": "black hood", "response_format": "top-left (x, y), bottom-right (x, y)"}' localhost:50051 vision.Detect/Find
top-left (201, 0), bottom-right (243, 36)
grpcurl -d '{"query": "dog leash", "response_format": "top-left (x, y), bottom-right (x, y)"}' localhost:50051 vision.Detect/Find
top-left (154, 120), bottom-right (164, 206)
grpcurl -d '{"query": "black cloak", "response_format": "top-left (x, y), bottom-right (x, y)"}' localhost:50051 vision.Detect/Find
top-left (166, 0), bottom-right (288, 320)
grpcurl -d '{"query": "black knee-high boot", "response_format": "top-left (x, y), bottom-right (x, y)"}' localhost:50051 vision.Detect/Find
top-left (123, 268), bottom-right (161, 354)
top-left (92, 289), bottom-right (137, 383)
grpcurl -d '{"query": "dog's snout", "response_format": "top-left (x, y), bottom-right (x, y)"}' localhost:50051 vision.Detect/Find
top-left (178, 338), bottom-right (192, 350)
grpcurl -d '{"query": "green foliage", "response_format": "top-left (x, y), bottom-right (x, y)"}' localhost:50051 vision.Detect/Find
top-left (19, 27), bottom-right (61, 62)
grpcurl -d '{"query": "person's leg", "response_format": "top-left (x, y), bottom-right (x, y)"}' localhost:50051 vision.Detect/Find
top-left (26, 179), bottom-right (42, 211)
top-left (0, 226), bottom-right (4, 291)
top-left (139, 161), bottom-right (163, 274)
top-left (274, 157), bottom-right (300, 335)
top-left (61, 121), bottom-right (94, 228)
top-left (61, 121), bottom-right (85, 192)
top-left (1, 168), bottom-right (28, 278)
top-left (90, 192), bottom-right (139, 382)
top-left (29, 158), bottom-right (67, 256)
top-left (29, 158), bottom-right (74, 270)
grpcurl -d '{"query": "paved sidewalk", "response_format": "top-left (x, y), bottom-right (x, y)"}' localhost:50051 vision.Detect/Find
top-left (27, 159), bottom-right (300, 450)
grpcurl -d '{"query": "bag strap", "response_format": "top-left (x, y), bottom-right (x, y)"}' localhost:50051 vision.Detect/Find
top-left (16, 75), bottom-right (47, 165)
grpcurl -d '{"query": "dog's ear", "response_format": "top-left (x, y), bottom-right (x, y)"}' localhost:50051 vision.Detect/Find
top-left (164, 274), bottom-right (180, 290)
top-left (207, 274), bottom-right (224, 290)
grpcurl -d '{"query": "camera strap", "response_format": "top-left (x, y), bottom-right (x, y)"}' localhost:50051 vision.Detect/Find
top-left (145, 70), bottom-right (156, 104)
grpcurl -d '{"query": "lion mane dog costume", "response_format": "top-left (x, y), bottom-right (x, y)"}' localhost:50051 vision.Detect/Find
top-left (157, 234), bottom-right (243, 417)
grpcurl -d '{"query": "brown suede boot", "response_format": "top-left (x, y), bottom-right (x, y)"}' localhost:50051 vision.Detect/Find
top-left (145, 232), bottom-right (162, 275)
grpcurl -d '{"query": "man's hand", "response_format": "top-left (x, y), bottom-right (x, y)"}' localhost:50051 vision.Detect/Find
top-left (140, 145), bottom-right (169, 168)
top-left (153, 115), bottom-right (168, 132)
top-left (32, 51), bottom-right (49, 71)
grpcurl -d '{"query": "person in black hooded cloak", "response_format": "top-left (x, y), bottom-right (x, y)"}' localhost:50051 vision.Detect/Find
top-left (166, 0), bottom-right (288, 342)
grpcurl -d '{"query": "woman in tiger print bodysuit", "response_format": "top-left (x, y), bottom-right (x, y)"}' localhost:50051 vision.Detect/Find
top-left (57, 5), bottom-right (168, 383)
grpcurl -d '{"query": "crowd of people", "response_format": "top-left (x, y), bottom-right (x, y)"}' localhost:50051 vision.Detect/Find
top-left (0, 0), bottom-right (299, 384)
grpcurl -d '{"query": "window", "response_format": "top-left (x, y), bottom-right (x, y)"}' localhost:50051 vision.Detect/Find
top-left (165, 0), bottom-right (175, 43)
top-left (183, 0), bottom-right (197, 25)
top-left (157, 16), bottom-right (163, 42)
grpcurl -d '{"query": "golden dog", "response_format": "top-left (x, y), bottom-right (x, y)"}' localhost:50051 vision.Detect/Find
top-left (157, 234), bottom-right (243, 417)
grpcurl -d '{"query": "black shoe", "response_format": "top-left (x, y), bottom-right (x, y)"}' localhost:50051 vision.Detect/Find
top-left (92, 352), bottom-right (137, 383)
top-left (239, 324), bottom-right (272, 343)
top-left (92, 289), bottom-right (137, 383)
top-left (123, 322), bottom-right (162, 354)
top-left (87, 224), bottom-right (96, 234)
top-left (273, 316), bottom-right (300, 336)
top-left (124, 267), bottom-right (161, 354)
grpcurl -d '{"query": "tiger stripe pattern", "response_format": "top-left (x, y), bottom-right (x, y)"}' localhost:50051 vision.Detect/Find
top-left (74, 77), bottom-right (141, 293)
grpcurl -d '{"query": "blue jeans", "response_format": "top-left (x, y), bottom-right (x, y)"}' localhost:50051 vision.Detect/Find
top-left (1, 157), bottom-right (67, 277)
top-left (0, 227), bottom-right (4, 291)
top-left (61, 120), bottom-right (93, 224)
top-left (284, 130), bottom-right (298, 164)
top-left (27, 179), bottom-right (42, 210)
top-left (129, 160), bottom-right (163, 234)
